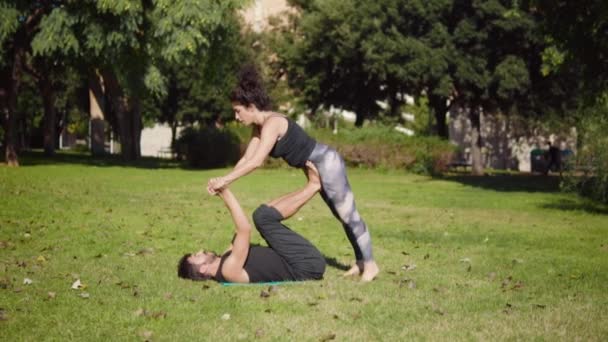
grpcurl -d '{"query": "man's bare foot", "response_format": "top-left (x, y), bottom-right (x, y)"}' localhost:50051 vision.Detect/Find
top-left (361, 261), bottom-right (379, 282)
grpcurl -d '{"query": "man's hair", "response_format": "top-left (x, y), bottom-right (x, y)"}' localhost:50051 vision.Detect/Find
top-left (177, 254), bottom-right (211, 281)
top-left (230, 64), bottom-right (272, 111)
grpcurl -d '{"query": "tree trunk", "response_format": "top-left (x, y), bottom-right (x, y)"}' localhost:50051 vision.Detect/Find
top-left (171, 120), bottom-right (178, 150)
top-left (4, 48), bottom-right (25, 167)
top-left (429, 94), bottom-right (449, 139)
top-left (355, 107), bottom-right (366, 127)
top-left (89, 70), bottom-right (106, 156)
top-left (101, 69), bottom-right (141, 161)
top-left (470, 107), bottom-right (484, 175)
top-left (39, 75), bottom-right (56, 156)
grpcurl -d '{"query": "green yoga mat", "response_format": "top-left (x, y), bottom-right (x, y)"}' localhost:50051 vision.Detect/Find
top-left (221, 281), bottom-right (295, 286)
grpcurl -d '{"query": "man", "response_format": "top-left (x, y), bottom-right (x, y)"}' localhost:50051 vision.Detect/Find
top-left (178, 162), bottom-right (326, 283)
top-left (544, 141), bottom-right (562, 176)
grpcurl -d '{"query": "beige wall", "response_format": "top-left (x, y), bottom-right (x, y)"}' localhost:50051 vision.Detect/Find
top-left (242, 0), bottom-right (291, 32)
top-left (448, 107), bottom-right (577, 172)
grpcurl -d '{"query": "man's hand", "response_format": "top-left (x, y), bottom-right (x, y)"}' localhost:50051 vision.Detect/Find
top-left (207, 177), bottom-right (228, 195)
top-left (305, 161), bottom-right (321, 191)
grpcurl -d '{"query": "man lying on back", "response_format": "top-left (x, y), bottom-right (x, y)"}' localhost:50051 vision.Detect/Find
top-left (178, 162), bottom-right (326, 283)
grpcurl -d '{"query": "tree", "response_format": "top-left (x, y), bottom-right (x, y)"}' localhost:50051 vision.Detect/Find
top-left (145, 10), bottom-right (249, 148)
top-left (277, 0), bottom-right (557, 175)
top-left (0, 1), bottom-right (51, 166)
top-left (2, 0), bottom-right (245, 163)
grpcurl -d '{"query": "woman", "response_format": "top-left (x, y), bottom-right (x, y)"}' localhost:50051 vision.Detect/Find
top-left (207, 65), bottom-right (379, 281)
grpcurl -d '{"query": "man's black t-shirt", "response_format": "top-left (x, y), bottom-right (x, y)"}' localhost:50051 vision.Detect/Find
top-left (213, 246), bottom-right (296, 283)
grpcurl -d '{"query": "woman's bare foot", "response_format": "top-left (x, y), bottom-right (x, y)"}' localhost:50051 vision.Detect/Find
top-left (343, 260), bottom-right (380, 281)
top-left (361, 261), bottom-right (379, 282)
top-left (343, 262), bottom-right (362, 277)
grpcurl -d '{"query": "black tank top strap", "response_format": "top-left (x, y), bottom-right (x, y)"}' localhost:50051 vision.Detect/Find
top-left (268, 116), bottom-right (317, 167)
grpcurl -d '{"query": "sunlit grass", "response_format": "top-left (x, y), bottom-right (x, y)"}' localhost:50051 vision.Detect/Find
top-left (1, 152), bottom-right (607, 341)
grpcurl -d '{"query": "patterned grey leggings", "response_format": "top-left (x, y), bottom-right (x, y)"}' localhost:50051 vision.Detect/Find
top-left (308, 143), bottom-right (374, 262)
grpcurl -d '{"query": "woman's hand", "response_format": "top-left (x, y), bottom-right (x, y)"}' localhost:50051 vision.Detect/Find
top-left (207, 177), bottom-right (229, 195)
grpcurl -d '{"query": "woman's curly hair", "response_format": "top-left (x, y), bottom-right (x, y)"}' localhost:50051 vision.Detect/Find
top-left (230, 64), bottom-right (272, 110)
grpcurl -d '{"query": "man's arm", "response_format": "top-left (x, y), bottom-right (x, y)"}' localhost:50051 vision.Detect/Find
top-left (216, 189), bottom-right (251, 283)
top-left (267, 162), bottom-right (321, 219)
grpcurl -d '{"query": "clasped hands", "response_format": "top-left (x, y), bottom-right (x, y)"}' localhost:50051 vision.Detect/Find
top-left (207, 177), bottom-right (228, 195)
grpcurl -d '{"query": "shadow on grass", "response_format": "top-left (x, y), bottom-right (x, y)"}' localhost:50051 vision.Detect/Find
top-left (441, 173), bottom-right (562, 193)
top-left (324, 256), bottom-right (350, 271)
top-left (17, 150), bottom-right (184, 170)
top-left (540, 198), bottom-right (608, 216)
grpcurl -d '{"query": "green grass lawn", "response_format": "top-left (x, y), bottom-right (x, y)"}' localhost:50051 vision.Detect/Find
top-left (1, 152), bottom-right (607, 341)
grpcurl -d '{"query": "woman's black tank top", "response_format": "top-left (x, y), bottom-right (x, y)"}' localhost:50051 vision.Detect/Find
top-left (269, 117), bottom-right (316, 168)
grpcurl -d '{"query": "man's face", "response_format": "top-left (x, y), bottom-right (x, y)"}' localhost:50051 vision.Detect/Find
top-left (188, 250), bottom-right (217, 268)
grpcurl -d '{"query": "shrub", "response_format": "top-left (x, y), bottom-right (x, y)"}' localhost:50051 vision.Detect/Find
top-left (564, 98), bottom-right (608, 204)
top-left (185, 121), bottom-right (455, 174)
top-left (176, 126), bottom-right (241, 168)
top-left (308, 125), bottom-right (456, 175)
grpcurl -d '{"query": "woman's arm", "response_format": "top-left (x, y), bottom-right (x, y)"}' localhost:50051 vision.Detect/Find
top-left (209, 118), bottom-right (283, 192)
top-left (233, 126), bottom-right (261, 170)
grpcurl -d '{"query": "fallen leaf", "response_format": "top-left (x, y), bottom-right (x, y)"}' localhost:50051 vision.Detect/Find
top-left (139, 330), bottom-right (153, 340)
top-left (47, 292), bottom-right (56, 299)
top-left (137, 248), bottom-right (154, 256)
top-left (36, 256), bottom-right (47, 263)
top-left (23, 278), bottom-right (33, 285)
top-left (150, 311), bottom-right (166, 319)
top-left (221, 313), bottom-right (231, 320)
top-left (80, 292), bottom-right (90, 299)
top-left (71, 279), bottom-right (85, 290)
top-left (134, 308), bottom-right (145, 317)
top-left (401, 264), bottom-right (417, 272)
top-left (319, 333), bottom-right (336, 341)
top-left (511, 281), bottom-right (524, 290)
top-left (459, 258), bottom-right (471, 263)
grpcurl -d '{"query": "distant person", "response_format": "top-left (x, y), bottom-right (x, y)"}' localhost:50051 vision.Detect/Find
top-left (206, 65), bottom-right (379, 281)
top-left (544, 141), bottom-right (562, 175)
top-left (178, 162), bottom-right (325, 283)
